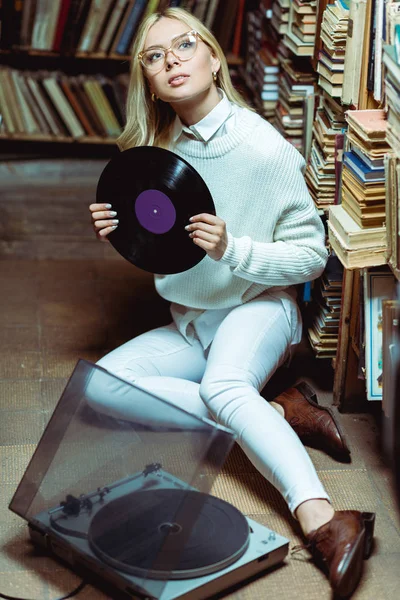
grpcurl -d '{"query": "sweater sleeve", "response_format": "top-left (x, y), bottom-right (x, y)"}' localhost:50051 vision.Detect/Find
top-left (218, 140), bottom-right (328, 287)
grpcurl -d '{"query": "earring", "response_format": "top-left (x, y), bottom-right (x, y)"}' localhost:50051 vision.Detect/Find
top-left (212, 71), bottom-right (217, 82)
top-left (151, 92), bottom-right (157, 102)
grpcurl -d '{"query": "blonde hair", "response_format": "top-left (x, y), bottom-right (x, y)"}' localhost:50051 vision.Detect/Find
top-left (117, 7), bottom-right (253, 151)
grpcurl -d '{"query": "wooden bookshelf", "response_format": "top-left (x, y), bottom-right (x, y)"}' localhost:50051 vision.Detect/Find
top-left (0, 2), bottom-right (246, 152)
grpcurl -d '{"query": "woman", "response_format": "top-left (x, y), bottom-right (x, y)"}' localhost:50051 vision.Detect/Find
top-left (89, 7), bottom-right (374, 597)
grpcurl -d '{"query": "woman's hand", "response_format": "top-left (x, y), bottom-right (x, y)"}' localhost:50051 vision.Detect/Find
top-left (89, 203), bottom-right (119, 242)
top-left (185, 213), bottom-right (228, 261)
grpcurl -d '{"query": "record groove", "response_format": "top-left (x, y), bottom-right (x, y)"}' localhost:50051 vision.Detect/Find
top-left (96, 146), bottom-right (215, 274)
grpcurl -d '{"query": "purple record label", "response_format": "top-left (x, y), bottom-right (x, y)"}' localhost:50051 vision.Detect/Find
top-left (134, 189), bottom-right (176, 234)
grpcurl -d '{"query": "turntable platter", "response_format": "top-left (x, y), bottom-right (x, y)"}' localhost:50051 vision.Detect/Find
top-left (88, 489), bottom-right (250, 580)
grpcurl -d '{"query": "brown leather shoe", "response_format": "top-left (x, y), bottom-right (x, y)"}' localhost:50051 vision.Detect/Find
top-left (306, 510), bottom-right (375, 598)
top-left (272, 381), bottom-right (351, 461)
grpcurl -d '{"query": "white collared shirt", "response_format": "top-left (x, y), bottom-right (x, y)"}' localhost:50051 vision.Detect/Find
top-left (171, 89), bottom-right (245, 144)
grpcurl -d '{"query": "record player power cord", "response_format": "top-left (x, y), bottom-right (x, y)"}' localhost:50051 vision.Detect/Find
top-left (0, 580), bottom-right (87, 600)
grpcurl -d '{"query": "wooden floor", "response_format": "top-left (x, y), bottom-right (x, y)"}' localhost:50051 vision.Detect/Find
top-left (0, 159), bottom-right (399, 600)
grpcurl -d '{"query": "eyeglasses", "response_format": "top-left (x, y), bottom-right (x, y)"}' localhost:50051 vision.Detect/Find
top-left (138, 30), bottom-right (202, 72)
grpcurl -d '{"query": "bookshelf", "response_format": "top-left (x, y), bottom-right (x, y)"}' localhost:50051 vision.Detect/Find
top-left (246, 1), bottom-right (400, 411)
top-left (0, 0), bottom-right (245, 153)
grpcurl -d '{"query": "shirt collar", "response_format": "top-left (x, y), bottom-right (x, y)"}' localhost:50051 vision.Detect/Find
top-left (171, 89), bottom-right (232, 143)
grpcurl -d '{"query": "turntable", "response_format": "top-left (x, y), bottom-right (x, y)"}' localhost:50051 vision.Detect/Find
top-left (9, 360), bottom-right (289, 600)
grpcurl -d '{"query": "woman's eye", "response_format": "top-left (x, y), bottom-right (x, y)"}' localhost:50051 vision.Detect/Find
top-left (149, 52), bottom-right (163, 62)
top-left (178, 41), bottom-right (193, 50)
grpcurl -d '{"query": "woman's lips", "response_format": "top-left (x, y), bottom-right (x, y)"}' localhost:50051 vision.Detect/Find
top-left (168, 75), bottom-right (190, 86)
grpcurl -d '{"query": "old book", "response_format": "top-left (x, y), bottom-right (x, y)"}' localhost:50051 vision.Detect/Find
top-left (329, 204), bottom-right (386, 249)
top-left (10, 70), bottom-right (41, 134)
top-left (343, 151), bottom-right (385, 182)
top-left (20, 0), bottom-right (38, 47)
top-left (83, 79), bottom-right (114, 137)
top-left (317, 61), bottom-right (344, 84)
top-left (91, 79), bottom-right (121, 136)
top-left (17, 72), bottom-right (53, 135)
top-left (31, 0), bottom-right (63, 50)
top-left (115, 0), bottom-right (147, 55)
top-left (59, 78), bottom-right (96, 136)
top-left (77, 0), bottom-right (114, 53)
top-left (97, 0), bottom-right (129, 55)
top-left (110, 0), bottom-right (135, 55)
top-left (384, 153), bottom-right (397, 272)
top-left (318, 74), bottom-right (342, 96)
top-left (328, 221), bottom-right (387, 269)
top-left (346, 109), bottom-right (387, 141)
top-left (1, 68), bottom-right (25, 133)
top-left (26, 74), bottom-right (65, 136)
top-left (70, 76), bottom-right (106, 136)
top-left (97, 75), bottom-right (124, 127)
top-left (205, 0), bottom-right (220, 29)
top-left (60, 0), bottom-right (92, 54)
top-left (0, 71), bottom-right (17, 133)
top-left (341, 0), bottom-right (367, 106)
top-left (42, 75), bottom-right (86, 138)
top-left (52, 0), bottom-right (73, 52)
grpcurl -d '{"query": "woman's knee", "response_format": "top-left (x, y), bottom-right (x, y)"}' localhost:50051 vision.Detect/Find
top-left (199, 367), bottom-right (255, 421)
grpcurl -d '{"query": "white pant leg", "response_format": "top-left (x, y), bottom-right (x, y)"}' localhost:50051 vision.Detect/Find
top-left (199, 294), bottom-right (330, 515)
top-left (87, 323), bottom-right (210, 423)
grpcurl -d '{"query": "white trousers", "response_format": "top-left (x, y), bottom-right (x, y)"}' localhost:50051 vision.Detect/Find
top-left (92, 294), bottom-right (330, 515)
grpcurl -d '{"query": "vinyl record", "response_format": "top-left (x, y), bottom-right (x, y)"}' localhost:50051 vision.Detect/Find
top-left (88, 489), bottom-right (250, 580)
top-left (96, 146), bottom-right (215, 274)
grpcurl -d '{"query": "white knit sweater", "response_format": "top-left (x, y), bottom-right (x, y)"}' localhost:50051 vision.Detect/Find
top-left (154, 108), bottom-right (327, 311)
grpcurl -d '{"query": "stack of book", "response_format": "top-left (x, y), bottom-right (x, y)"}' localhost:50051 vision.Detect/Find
top-left (272, 55), bottom-right (315, 152)
top-left (243, 8), bottom-right (280, 119)
top-left (317, 0), bottom-right (349, 98)
top-left (307, 257), bottom-right (343, 359)
top-left (327, 110), bottom-right (390, 269)
top-left (328, 204), bottom-right (387, 269)
top-left (341, 110), bottom-right (389, 229)
top-left (383, 42), bottom-right (400, 157)
top-left (270, 0), bottom-right (290, 36)
top-left (283, 0), bottom-right (317, 57)
top-left (0, 67), bottom-right (128, 141)
top-left (305, 92), bottom-right (346, 210)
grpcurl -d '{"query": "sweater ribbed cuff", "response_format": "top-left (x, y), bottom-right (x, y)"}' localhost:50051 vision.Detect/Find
top-left (219, 232), bottom-right (250, 267)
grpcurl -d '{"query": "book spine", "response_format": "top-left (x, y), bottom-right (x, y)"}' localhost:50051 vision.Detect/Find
top-left (115, 0), bottom-right (147, 56)
top-left (334, 133), bottom-right (345, 205)
top-left (52, 0), bottom-right (73, 52)
top-left (97, 0), bottom-right (128, 55)
top-left (365, 0), bottom-right (376, 91)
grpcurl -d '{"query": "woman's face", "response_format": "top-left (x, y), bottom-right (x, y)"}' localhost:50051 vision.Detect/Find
top-left (142, 17), bottom-right (220, 105)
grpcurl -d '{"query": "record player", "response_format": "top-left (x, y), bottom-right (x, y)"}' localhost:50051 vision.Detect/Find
top-left (9, 360), bottom-right (289, 600)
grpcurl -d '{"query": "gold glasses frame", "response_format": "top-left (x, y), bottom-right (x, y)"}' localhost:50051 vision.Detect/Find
top-left (138, 30), bottom-right (203, 72)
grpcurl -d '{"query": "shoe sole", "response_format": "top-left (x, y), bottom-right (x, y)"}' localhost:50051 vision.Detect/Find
top-left (294, 381), bottom-right (351, 458)
top-left (333, 512), bottom-right (375, 598)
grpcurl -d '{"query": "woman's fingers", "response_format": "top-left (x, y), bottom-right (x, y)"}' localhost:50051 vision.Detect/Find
top-left (93, 218), bottom-right (119, 229)
top-left (91, 209), bottom-right (117, 222)
top-left (89, 203), bottom-right (118, 242)
top-left (189, 230), bottom-right (219, 243)
top-left (186, 222), bottom-right (220, 235)
top-left (189, 213), bottom-right (221, 225)
top-left (89, 203), bottom-right (112, 212)
top-left (95, 224), bottom-right (118, 242)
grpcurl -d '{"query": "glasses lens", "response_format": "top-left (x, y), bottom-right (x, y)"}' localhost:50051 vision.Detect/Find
top-left (142, 49), bottom-right (165, 70)
top-left (172, 32), bottom-right (197, 60)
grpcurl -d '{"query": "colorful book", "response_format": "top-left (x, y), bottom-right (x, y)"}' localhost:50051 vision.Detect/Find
top-left (115, 0), bottom-right (147, 56)
top-left (343, 151), bottom-right (385, 182)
